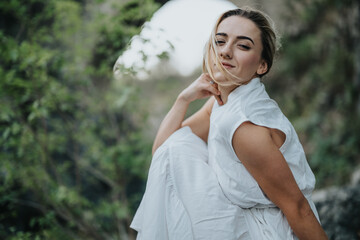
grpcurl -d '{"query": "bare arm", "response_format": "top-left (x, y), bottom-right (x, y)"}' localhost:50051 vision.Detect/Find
top-left (181, 97), bottom-right (215, 142)
top-left (152, 74), bottom-right (221, 155)
top-left (232, 122), bottom-right (328, 240)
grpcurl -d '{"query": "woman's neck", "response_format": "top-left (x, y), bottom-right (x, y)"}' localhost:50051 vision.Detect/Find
top-left (217, 85), bottom-right (237, 105)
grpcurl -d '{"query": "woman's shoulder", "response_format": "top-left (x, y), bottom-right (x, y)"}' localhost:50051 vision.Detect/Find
top-left (236, 82), bottom-right (282, 119)
top-left (227, 85), bottom-right (292, 139)
top-left (245, 95), bottom-right (282, 118)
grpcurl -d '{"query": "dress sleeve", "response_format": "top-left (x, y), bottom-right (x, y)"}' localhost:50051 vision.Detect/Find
top-left (228, 97), bottom-right (291, 157)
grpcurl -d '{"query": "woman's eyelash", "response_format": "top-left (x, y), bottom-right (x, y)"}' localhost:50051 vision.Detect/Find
top-left (215, 40), bottom-right (250, 50)
top-left (239, 44), bottom-right (250, 50)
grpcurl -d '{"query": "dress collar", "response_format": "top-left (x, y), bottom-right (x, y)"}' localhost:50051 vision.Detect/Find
top-left (227, 77), bottom-right (261, 102)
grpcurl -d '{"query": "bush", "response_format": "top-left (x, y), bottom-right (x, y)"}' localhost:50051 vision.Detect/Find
top-left (0, 0), bottom-right (162, 239)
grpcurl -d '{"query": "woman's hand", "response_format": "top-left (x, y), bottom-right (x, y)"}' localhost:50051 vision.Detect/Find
top-left (152, 73), bottom-right (222, 155)
top-left (179, 73), bottom-right (223, 105)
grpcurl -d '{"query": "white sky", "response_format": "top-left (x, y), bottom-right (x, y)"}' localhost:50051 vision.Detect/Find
top-left (115, 0), bottom-right (237, 79)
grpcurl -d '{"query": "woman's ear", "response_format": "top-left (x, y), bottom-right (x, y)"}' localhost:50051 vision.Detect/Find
top-left (256, 60), bottom-right (268, 76)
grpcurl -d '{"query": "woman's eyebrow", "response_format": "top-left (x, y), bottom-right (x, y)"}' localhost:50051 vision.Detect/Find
top-left (215, 32), bottom-right (255, 45)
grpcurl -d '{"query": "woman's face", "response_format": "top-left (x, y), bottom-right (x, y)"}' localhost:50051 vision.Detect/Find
top-left (211, 16), bottom-right (267, 85)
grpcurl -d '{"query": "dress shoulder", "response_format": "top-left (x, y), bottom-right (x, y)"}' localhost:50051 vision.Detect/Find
top-left (225, 83), bottom-right (292, 153)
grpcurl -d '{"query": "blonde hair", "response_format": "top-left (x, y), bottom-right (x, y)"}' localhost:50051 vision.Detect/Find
top-left (203, 7), bottom-right (280, 84)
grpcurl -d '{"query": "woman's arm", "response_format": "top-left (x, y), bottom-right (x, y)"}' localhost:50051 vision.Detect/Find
top-left (232, 122), bottom-right (328, 240)
top-left (181, 97), bottom-right (215, 142)
top-left (152, 74), bottom-right (221, 155)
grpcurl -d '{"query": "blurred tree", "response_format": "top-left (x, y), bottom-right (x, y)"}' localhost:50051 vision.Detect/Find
top-left (268, 0), bottom-right (360, 187)
top-left (0, 0), bottom-right (167, 239)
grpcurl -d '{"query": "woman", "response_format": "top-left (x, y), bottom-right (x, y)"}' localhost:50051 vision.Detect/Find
top-left (130, 7), bottom-right (328, 240)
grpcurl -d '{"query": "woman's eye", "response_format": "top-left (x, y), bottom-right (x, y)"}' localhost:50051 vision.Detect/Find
top-left (238, 44), bottom-right (250, 50)
top-left (215, 40), bottom-right (225, 45)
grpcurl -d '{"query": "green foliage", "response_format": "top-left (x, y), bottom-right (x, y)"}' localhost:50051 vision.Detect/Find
top-left (268, 0), bottom-right (360, 187)
top-left (0, 0), bottom-right (162, 239)
top-left (91, 0), bottom-right (160, 74)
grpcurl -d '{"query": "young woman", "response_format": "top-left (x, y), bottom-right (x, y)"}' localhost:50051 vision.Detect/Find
top-left (130, 7), bottom-right (328, 240)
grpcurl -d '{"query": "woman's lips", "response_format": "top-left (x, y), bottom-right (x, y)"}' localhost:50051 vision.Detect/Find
top-left (221, 62), bottom-right (234, 68)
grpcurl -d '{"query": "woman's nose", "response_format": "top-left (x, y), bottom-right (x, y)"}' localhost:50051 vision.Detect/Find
top-left (220, 44), bottom-right (232, 59)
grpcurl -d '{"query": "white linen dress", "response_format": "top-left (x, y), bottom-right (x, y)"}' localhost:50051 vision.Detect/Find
top-left (130, 78), bottom-right (320, 239)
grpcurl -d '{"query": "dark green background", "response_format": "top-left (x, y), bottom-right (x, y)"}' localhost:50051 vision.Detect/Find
top-left (0, 0), bottom-right (359, 239)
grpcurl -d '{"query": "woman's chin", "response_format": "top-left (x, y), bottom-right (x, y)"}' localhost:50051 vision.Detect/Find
top-left (213, 73), bottom-right (237, 87)
top-left (213, 72), bottom-right (227, 83)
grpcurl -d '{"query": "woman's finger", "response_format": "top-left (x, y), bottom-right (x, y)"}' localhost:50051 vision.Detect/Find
top-left (214, 94), bottom-right (223, 105)
top-left (203, 82), bottom-right (223, 105)
top-left (203, 78), bottom-right (223, 105)
top-left (204, 83), bottom-right (220, 96)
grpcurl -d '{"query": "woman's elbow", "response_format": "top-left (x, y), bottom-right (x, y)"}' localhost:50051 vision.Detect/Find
top-left (297, 197), bottom-right (313, 219)
top-left (282, 195), bottom-right (313, 220)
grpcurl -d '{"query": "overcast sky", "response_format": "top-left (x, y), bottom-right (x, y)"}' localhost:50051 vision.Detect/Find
top-left (115, 0), bottom-right (236, 80)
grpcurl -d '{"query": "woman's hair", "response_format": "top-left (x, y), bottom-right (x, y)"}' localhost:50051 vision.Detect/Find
top-left (203, 7), bottom-right (280, 81)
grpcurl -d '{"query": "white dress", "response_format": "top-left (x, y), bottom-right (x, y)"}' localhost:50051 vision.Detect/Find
top-left (131, 78), bottom-right (320, 239)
